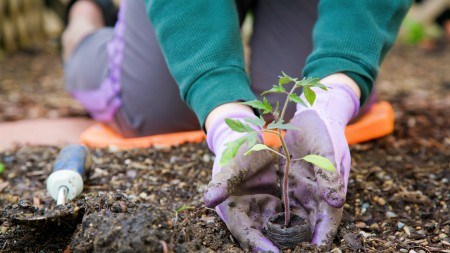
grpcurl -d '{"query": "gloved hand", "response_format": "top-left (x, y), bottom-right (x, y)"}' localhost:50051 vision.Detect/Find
top-left (283, 83), bottom-right (359, 245)
top-left (204, 110), bottom-right (282, 252)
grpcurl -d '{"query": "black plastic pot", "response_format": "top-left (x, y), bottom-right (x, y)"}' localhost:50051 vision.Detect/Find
top-left (265, 212), bottom-right (312, 249)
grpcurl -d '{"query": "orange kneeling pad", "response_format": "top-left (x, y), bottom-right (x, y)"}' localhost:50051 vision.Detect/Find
top-left (80, 101), bottom-right (394, 149)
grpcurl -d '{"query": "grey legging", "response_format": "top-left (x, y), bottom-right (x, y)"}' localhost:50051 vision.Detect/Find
top-left (64, 0), bottom-right (317, 137)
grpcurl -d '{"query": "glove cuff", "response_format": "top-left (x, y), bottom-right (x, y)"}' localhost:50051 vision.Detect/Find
top-left (296, 83), bottom-right (360, 125)
top-left (206, 111), bottom-right (260, 155)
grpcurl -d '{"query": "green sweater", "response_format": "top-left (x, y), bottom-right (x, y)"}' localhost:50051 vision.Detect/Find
top-left (145, 0), bottom-right (412, 127)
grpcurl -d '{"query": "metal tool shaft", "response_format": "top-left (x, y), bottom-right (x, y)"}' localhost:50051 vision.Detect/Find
top-left (56, 186), bottom-right (68, 206)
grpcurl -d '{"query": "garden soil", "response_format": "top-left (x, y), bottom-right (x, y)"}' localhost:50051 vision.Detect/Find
top-left (0, 43), bottom-right (449, 252)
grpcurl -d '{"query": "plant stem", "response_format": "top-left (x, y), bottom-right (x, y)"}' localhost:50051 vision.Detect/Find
top-left (257, 126), bottom-right (291, 226)
top-left (279, 85), bottom-right (298, 122)
top-left (278, 85), bottom-right (298, 227)
top-left (279, 128), bottom-right (291, 227)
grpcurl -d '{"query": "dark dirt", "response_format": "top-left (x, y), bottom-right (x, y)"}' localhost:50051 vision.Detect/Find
top-left (0, 42), bottom-right (449, 252)
top-left (0, 48), bottom-right (87, 122)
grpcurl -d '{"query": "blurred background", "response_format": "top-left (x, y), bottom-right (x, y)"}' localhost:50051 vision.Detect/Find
top-left (0, 0), bottom-right (449, 123)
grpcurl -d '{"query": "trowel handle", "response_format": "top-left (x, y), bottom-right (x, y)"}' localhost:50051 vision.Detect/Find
top-left (53, 144), bottom-right (91, 177)
top-left (46, 145), bottom-right (91, 202)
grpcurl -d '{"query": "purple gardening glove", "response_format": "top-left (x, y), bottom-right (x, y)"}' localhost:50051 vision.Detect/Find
top-left (283, 83), bottom-right (359, 245)
top-left (204, 111), bottom-right (282, 252)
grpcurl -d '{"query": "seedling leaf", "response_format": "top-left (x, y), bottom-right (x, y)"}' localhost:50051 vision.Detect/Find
top-left (244, 116), bottom-right (266, 128)
top-left (302, 154), bottom-right (336, 172)
top-left (225, 118), bottom-right (254, 133)
top-left (261, 85), bottom-right (286, 95)
top-left (267, 121), bottom-right (301, 131)
top-left (0, 163), bottom-right (4, 174)
top-left (242, 98), bottom-right (273, 114)
top-left (220, 136), bottom-right (248, 166)
top-left (295, 77), bottom-right (317, 87)
top-left (279, 76), bottom-right (291, 85)
top-left (176, 205), bottom-right (195, 213)
top-left (246, 132), bottom-right (258, 150)
top-left (244, 144), bottom-right (271, 156)
top-left (288, 93), bottom-right (308, 108)
top-left (313, 82), bottom-right (328, 91)
top-left (303, 86), bottom-right (316, 105)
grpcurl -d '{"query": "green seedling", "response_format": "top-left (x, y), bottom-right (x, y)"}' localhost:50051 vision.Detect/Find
top-left (0, 163), bottom-right (5, 174)
top-left (175, 204), bottom-right (195, 213)
top-left (221, 72), bottom-right (336, 226)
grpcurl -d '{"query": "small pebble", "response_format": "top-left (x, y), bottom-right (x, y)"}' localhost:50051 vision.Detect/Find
top-left (397, 222), bottom-right (405, 230)
top-left (126, 170), bottom-right (137, 179)
top-left (355, 221), bottom-right (367, 228)
top-left (404, 226), bottom-right (411, 236)
top-left (361, 202), bottom-right (370, 214)
top-left (439, 233), bottom-right (448, 239)
top-left (197, 184), bottom-right (207, 193)
top-left (387, 235), bottom-right (396, 240)
top-left (358, 231), bottom-right (373, 238)
top-left (409, 250), bottom-right (417, 253)
top-left (416, 230), bottom-right (426, 235)
top-left (170, 179), bottom-right (181, 185)
top-left (377, 197), bottom-right (386, 205)
top-left (201, 215), bottom-right (216, 224)
top-left (382, 180), bottom-right (393, 191)
top-left (139, 192), bottom-right (148, 199)
top-left (399, 249), bottom-right (408, 253)
top-left (148, 194), bottom-right (156, 201)
top-left (0, 225), bottom-right (8, 234)
top-left (108, 145), bottom-right (120, 152)
top-left (369, 223), bottom-right (380, 231)
top-left (170, 156), bottom-right (178, 163)
top-left (202, 154), bottom-right (211, 163)
top-left (386, 211), bottom-right (397, 218)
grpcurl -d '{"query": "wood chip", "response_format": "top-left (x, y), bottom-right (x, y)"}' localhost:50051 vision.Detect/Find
top-left (391, 191), bottom-right (431, 204)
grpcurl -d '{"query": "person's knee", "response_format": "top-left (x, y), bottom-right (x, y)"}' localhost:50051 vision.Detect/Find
top-left (62, 1), bottom-right (104, 60)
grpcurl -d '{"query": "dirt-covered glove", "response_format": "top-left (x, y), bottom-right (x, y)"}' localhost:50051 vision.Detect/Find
top-left (283, 83), bottom-right (359, 245)
top-left (204, 111), bottom-right (282, 252)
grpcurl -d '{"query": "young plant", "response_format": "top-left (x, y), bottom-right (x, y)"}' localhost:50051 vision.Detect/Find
top-left (220, 72), bottom-right (336, 227)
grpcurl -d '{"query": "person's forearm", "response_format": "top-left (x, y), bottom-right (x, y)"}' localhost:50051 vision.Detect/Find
top-left (145, 1), bottom-right (256, 127)
top-left (205, 103), bottom-right (254, 132)
top-left (320, 73), bottom-right (361, 100)
top-left (303, 0), bottom-right (412, 105)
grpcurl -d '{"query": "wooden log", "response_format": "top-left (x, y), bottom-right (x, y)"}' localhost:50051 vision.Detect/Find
top-left (23, 0), bottom-right (33, 14)
top-left (35, 0), bottom-right (45, 31)
top-left (7, 0), bottom-right (21, 21)
top-left (0, 0), bottom-right (48, 51)
top-left (45, 0), bottom-right (66, 20)
top-left (44, 9), bottom-right (64, 38)
top-left (0, 0), bottom-right (5, 20)
top-left (28, 11), bottom-right (45, 43)
top-left (410, 0), bottom-right (450, 25)
top-left (0, 0), bottom-right (5, 47)
top-left (2, 18), bottom-right (17, 52)
top-left (16, 14), bottom-right (31, 48)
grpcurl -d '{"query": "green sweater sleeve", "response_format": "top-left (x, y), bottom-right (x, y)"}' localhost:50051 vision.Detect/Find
top-left (303, 0), bottom-right (412, 105)
top-left (145, 0), bottom-right (256, 127)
